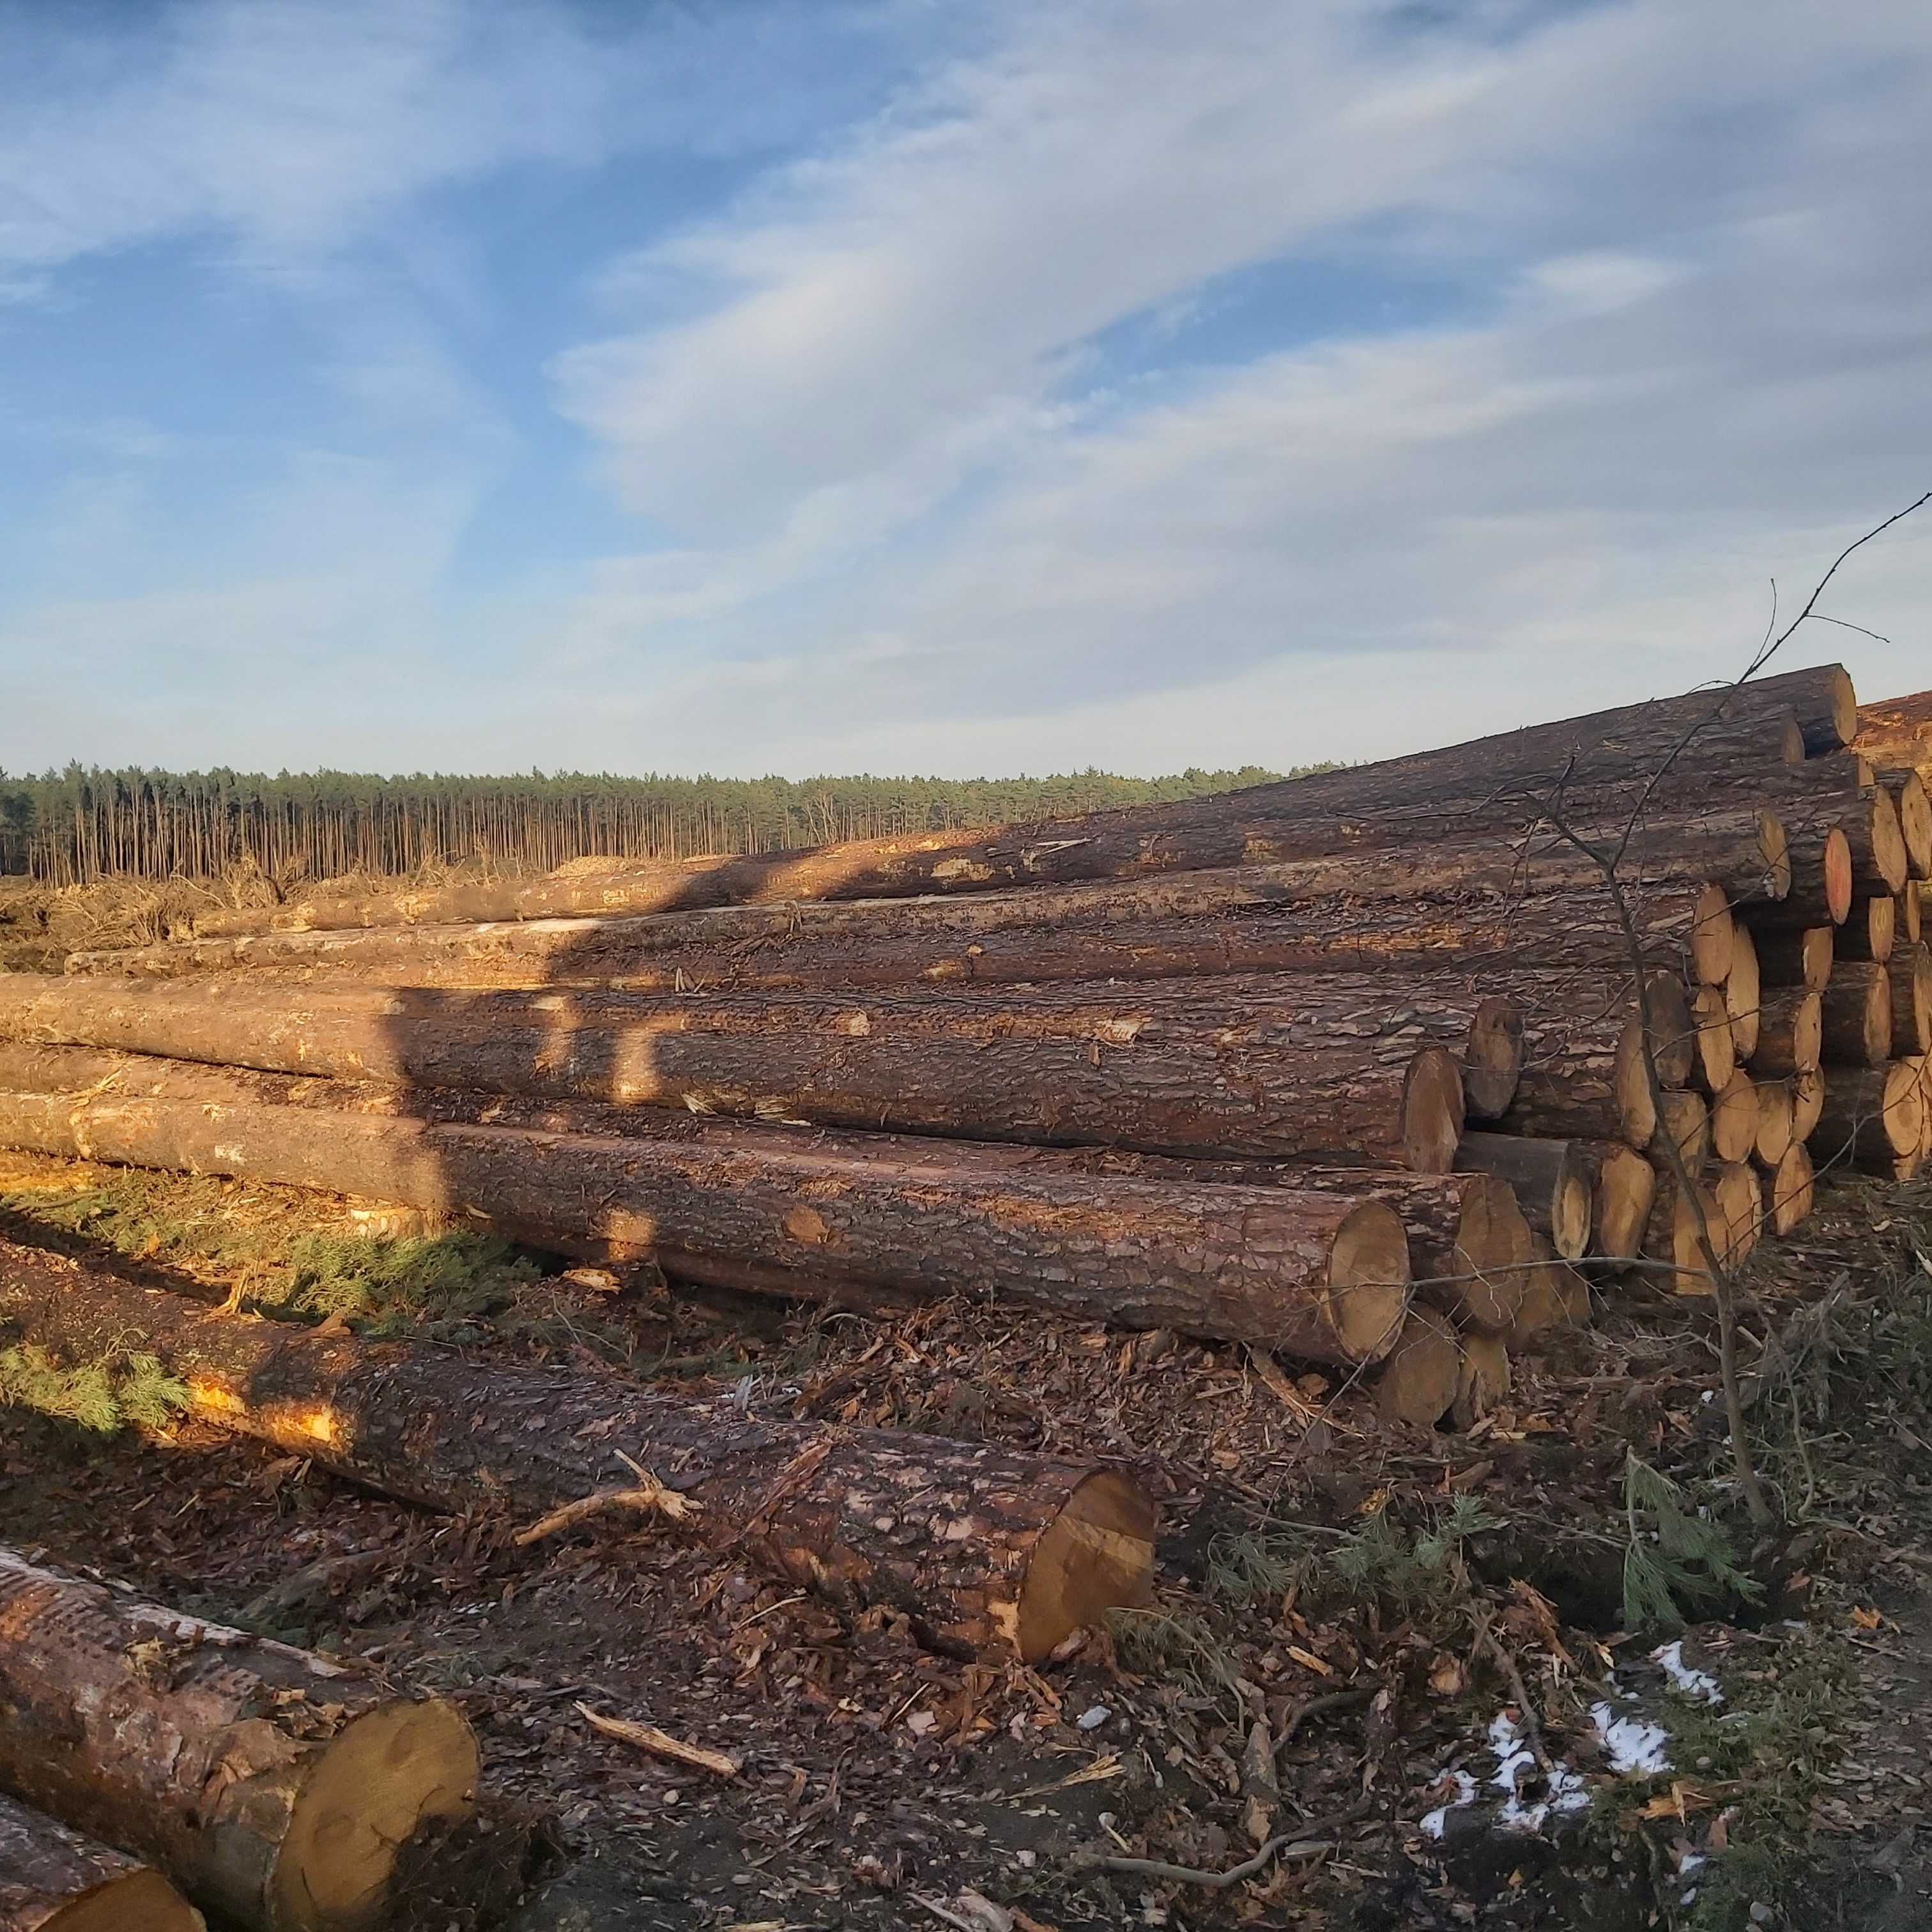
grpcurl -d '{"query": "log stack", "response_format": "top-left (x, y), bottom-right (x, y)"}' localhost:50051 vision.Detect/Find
top-left (6, 665), bottom-right (1931, 1450)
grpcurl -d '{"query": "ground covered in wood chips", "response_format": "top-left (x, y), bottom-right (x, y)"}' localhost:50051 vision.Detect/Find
top-left (4, 1146), bottom-right (1932, 1931)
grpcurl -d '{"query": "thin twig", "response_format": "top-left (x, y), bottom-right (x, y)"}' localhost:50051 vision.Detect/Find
top-left (1068, 1798), bottom-right (1370, 1887)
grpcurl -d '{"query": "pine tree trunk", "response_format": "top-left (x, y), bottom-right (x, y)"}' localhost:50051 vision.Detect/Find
top-left (0, 1547), bottom-right (475, 1932)
top-left (0, 1245), bottom-right (1154, 1665)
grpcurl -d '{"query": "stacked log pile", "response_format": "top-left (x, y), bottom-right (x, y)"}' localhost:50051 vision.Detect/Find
top-left (6, 664), bottom-right (1932, 1450)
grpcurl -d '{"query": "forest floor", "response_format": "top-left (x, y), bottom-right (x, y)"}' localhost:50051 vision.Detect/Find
top-left (4, 1148), bottom-right (1932, 1930)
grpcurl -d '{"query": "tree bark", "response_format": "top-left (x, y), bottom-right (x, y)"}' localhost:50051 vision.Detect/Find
top-left (1821, 963), bottom-right (1892, 1065)
top-left (1887, 942), bottom-right (1932, 1055)
top-left (0, 1245), bottom-right (1154, 1665)
top-left (1452, 1132), bottom-right (1591, 1261)
top-left (0, 1793), bottom-right (204, 1932)
top-left (0, 1052), bottom-right (1413, 1360)
top-left (0, 970), bottom-right (1481, 1170)
top-left (1747, 988), bottom-right (1824, 1078)
top-left (0, 1546), bottom-right (474, 1932)
top-left (70, 877), bottom-right (1740, 994)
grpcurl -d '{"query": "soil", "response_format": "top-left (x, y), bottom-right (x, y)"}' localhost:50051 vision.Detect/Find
top-left (3, 1145), bottom-right (1932, 1929)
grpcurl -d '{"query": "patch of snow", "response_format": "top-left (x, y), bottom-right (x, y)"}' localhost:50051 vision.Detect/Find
top-left (1591, 1702), bottom-right (1673, 1775)
top-left (1652, 1641), bottom-right (1724, 1704)
top-left (1420, 1770), bottom-right (1478, 1839)
top-left (1487, 1712), bottom-right (1591, 1832)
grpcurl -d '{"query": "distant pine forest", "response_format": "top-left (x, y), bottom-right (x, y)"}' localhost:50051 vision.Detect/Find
top-left (0, 763), bottom-right (1308, 887)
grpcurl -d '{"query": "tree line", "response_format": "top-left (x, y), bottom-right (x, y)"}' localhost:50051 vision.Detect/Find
top-left (0, 762), bottom-right (1307, 887)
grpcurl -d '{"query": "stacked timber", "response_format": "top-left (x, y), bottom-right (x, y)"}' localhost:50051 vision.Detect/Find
top-left (8, 664), bottom-right (1932, 1447)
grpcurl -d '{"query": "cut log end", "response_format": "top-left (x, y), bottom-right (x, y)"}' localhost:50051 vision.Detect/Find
top-left (1767, 1141), bottom-right (1815, 1236)
top-left (1399, 1046), bottom-right (1465, 1176)
top-left (1894, 943), bottom-right (1932, 1056)
top-left (1645, 1178), bottom-right (1722, 1295)
top-left (1374, 1309), bottom-right (1461, 1429)
top-left (1690, 882), bottom-right (1738, 987)
top-left (1462, 997), bottom-right (1525, 1121)
top-left (1658, 1089), bottom-right (1710, 1170)
top-left (1710, 1071), bottom-right (1758, 1166)
top-left (1613, 1021), bottom-right (1659, 1148)
top-left (1863, 894), bottom-right (1897, 964)
top-left (1870, 788), bottom-right (1910, 895)
top-left (1451, 1333), bottom-right (1510, 1431)
top-left (41, 1872), bottom-right (206, 1932)
top-left (1823, 825), bottom-right (1853, 924)
top-left (0, 1793), bottom-right (205, 1932)
top-left (272, 1701), bottom-right (479, 1932)
top-left (1791, 1065), bottom-right (1826, 1142)
top-left (1817, 664), bottom-right (1859, 752)
top-left (1752, 1078), bottom-right (1795, 1169)
top-left (1015, 1471), bottom-right (1156, 1664)
top-left (1823, 965), bottom-right (1892, 1066)
top-left (1712, 1162), bottom-right (1761, 1268)
top-left (1895, 772), bottom-right (1932, 879)
top-left (1590, 1142), bottom-right (1657, 1262)
top-left (1646, 972), bottom-right (1697, 1089)
top-left (1550, 1163), bottom-right (1592, 1263)
top-left (1688, 984), bottom-right (1737, 1093)
top-left (1327, 1202), bottom-right (1414, 1361)
top-left (1724, 926), bottom-right (1761, 1059)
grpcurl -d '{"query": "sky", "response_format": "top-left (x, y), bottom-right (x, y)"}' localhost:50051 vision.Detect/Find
top-left (2, 0), bottom-right (1928, 782)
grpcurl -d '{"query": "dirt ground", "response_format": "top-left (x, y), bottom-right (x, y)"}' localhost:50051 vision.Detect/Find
top-left (4, 1145), bottom-right (1932, 1931)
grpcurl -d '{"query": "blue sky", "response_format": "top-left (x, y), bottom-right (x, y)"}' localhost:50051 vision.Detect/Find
top-left (3, 0), bottom-right (1928, 779)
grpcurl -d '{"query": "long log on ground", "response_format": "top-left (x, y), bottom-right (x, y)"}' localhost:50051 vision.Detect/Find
top-left (0, 1545), bottom-right (473, 1932)
top-left (0, 1052), bottom-right (1413, 1360)
top-left (1574, 1140), bottom-right (1658, 1262)
top-left (70, 876), bottom-right (1742, 995)
top-left (1452, 1133), bottom-right (1591, 1262)
top-left (0, 1793), bottom-right (204, 1932)
top-left (0, 970), bottom-right (1482, 1169)
top-left (0, 1245), bottom-right (1154, 1664)
top-left (1754, 924), bottom-right (1833, 992)
top-left (1887, 942), bottom-right (1932, 1055)
top-left (1746, 988), bottom-right (1823, 1078)
top-left (180, 680), bottom-right (1827, 940)
top-left (1821, 963), bottom-right (1892, 1065)
top-left (1808, 1062), bottom-right (1925, 1174)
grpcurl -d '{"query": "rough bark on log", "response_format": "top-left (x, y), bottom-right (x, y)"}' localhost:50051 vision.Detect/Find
top-left (70, 877), bottom-right (1742, 997)
top-left (1809, 1062), bottom-right (1924, 1172)
top-left (1469, 968), bottom-right (1694, 1091)
top-left (0, 1546), bottom-right (473, 1932)
top-left (1765, 1141), bottom-right (1815, 1235)
top-left (1752, 1078), bottom-right (1795, 1169)
top-left (1374, 1309), bottom-right (1462, 1429)
top-left (1708, 1072), bottom-right (1759, 1166)
top-left (1575, 1140), bottom-right (1658, 1262)
top-left (1753, 924), bottom-right (1833, 992)
top-left (0, 1246), bottom-right (1154, 1665)
top-left (1887, 942), bottom-right (1932, 1055)
top-left (0, 970), bottom-right (1476, 1170)
top-left (1821, 963), bottom-right (1892, 1065)
top-left (1724, 924), bottom-right (1761, 1059)
top-left (1452, 1132), bottom-right (1591, 1262)
top-left (0, 1052), bottom-right (1413, 1360)
top-left (180, 682), bottom-right (1824, 940)
top-left (1746, 988), bottom-right (1823, 1078)
top-left (1498, 1011), bottom-right (1653, 1149)
top-left (0, 1793), bottom-right (204, 1932)
top-left (1657, 1089), bottom-right (1711, 1170)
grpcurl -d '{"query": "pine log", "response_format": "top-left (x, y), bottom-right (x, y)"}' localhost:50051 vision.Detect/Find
top-left (1873, 770), bottom-right (1932, 880)
top-left (0, 970), bottom-right (1483, 1170)
top-left (1451, 1333), bottom-right (1512, 1430)
top-left (1809, 1062), bottom-right (1925, 1172)
top-left (1577, 1140), bottom-right (1659, 1262)
top-left (1375, 1308), bottom-right (1463, 1429)
top-left (1759, 824), bottom-right (1853, 928)
top-left (1791, 1065), bottom-right (1827, 1142)
top-left (1708, 1072), bottom-right (1759, 1165)
top-left (1711, 1162), bottom-right (1762, 1267)
top-left (1746, 988), bottom-right (1823, 1078)
top-left (1724, 925), bottom-right (1761, 1059)
top-left (0, 1793), bottom-right (204, 1932)
top-left (0, 1246), bottom-right (1154, 1664)
top-left (1887, 942), bottom-right (1932, 1055)
top-left (69, 877), bottom-right (1742, 995)
top-left (1499, 1012), bottom-right (1653, 1148)
top-left (1854, 691), bottom-right (1932, 781)
top-left (1821, 963), bottom-right (1892, 1066)
top-left (1657, 1089), bottom-right (1711, 1170)
top-left (180, 681), bottom-right (1827, 941)
top-left (1834, 895), bottom-right (1896, 965)
top-left (1765, 1141), bottom-right (1815, 1236)
top-left (1452, 1132), bottom-right (1591, 1262)
top-left (0, 1052), bottom-right (1413, 1360)
top-left (1752, 1078), bottom-right (1795, 1169)
top-left (1906, 884), bottom-right (1924, 944)
top-left (0, 1546), bottom-right (473, 1932)
top-left (1688, 985), bottom-right (1738, 1094)
top-left (1752, 924), bottom-right (1833, 992)
top-left (1643, 1176), bottom-right (1725, 1294)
